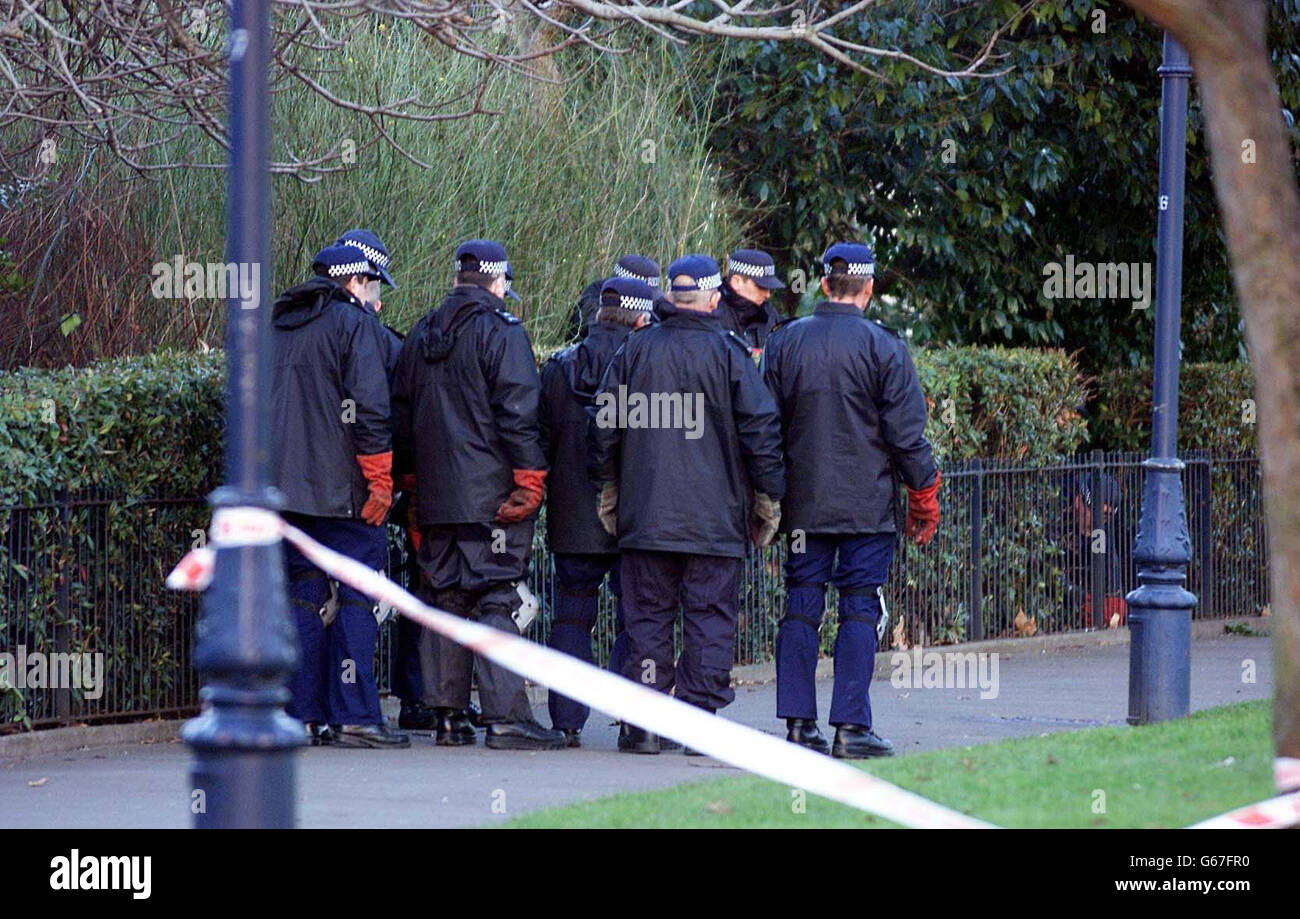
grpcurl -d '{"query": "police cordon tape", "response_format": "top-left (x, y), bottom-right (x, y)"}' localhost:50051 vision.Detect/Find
top-left (1186, 789), bottom-right (1300, 830)
top-left (171, 507), bottom-right (989, 828)
top-left (168, 506), bottom-right (1300, 830)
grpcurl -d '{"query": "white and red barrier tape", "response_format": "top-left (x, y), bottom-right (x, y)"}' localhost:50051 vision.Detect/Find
top-left (167, 508), bottom-right (1299, 830)
top-left (1187, 789), bottom-right (1300, 830)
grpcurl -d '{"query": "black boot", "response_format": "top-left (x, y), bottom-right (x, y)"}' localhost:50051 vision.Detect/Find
top-left (786, 718), bottom-right (830, 754)
top-left (484, 719), bottom-right (567, 751)
top-left (335, 722), bottom-right (411, 748)
top-left (305, 722), bottom-right (336, 747)
top-left (435, 707), bottom-right (477, 746)
top-left (398, 701), bottom-right (439, 731)
top-left (831, 724), bottom-right (894, 759)
top-left (560, 728), bottom-right (582, 748)
top-left (618, 722), bottom-right (660, 755)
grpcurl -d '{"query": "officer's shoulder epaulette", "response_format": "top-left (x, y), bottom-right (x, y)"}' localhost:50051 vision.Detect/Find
top-left (869, 318), bottom-right (903, 338)
top-left (545, 342), bottom-right (576, 365)
top-left (492, 308), bottom-right (522, 325)
top-left (768, 316), bottom-right (799, 335)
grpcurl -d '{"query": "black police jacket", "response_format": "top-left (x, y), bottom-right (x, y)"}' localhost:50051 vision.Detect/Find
top-left (564, 280), bottom-right (602, 343)
top-left (760, 300), bottom-right (937, 535)
top-left (378, 321), bottom-right (403, 389)
top-left (539, 322), bottom-right (630, 555)
top-left (269, 276), bottom-right (392, 519)
top-left (587, 304), bottom-right (785, 559)
top-left (717, 285), bottom-right (781, 354)
top-left (392, 284), bottom-right (546, 526)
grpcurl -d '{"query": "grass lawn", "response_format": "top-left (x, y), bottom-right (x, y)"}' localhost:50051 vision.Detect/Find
top-left (508, 701), bottom-right (1273, 828)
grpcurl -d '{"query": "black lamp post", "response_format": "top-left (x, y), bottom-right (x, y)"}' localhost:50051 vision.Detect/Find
top-left (181, 0), bottom-right (303, 827)
top-left (1125, 32), bottom-right (1197, 725)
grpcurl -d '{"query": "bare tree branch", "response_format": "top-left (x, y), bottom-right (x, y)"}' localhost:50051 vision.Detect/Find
top-left (0, 0), bottom-right (1017, 181)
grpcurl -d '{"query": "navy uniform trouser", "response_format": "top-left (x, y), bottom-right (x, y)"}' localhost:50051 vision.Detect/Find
top-left (620, 549), bottom-right (742, 712)
top-left (282, 512), bottom-right (387, 725)
top-left (776, 532), bottom-right (896, 728)
top-left (391, 544), bottom-right (425, 705)
top-left (547, 553), bottom-right (622, 730)
top-left (417, 521), bottom-right (534, 724)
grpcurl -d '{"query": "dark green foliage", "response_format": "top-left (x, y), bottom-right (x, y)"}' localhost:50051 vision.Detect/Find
top-left (0, 350), bottom-right (225, 505)
top-left (918, 346), bottom-right (1088, 462)
top-left (1090, 362), bottom-right (1257, 452)
top-left (708, 0), bottom-right (1300, 372)
top-left (0, 351), bottom-right (223, 726)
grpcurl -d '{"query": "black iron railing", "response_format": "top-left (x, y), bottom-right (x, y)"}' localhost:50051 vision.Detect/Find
top-left (1, 450), bottom-right (1268, 729)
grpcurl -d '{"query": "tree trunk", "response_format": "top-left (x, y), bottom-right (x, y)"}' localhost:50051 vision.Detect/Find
top-left (1122, 0), bottom-right (1300, 791)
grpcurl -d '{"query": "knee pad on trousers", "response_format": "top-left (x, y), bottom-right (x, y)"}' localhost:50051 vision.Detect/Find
top-left (838, 587), bottom-right (880, 623)
top-left (479, 581), bottom-right (538, 633)
top-left (783, 580), bottom-right (826, 629)
top-left (289, 570), bottom-right (331, 621)
top-left (785, 581), bottom-right (826, 608)
top-left (433, 587), bottom-right (477, 620)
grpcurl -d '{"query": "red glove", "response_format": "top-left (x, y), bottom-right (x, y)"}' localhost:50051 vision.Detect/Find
top-left (402, 481), bottom-right (422, 552)
top-left (906, 470), bottom-right (941, 546)
top-left (495, 469), bottom-right (547, 524)
top-left (356, 451), bottom-right (394, 526)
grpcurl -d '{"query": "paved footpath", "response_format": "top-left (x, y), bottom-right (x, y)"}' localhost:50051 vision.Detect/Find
top-left (0, 635), bottom-right (1272, 828)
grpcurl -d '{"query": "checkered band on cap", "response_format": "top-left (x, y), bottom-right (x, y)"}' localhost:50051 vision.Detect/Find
top-left (328, 260), bottom-right (372, 278)
top-left (824, 259), bottom-right (874, 277)
top-left (613, 263), bottom-right (659, 287)
top-left (729, 258), bottom-right (775, 279)
top-left (695, 273), bottom-right (722, 291)
top-left (618, 295), bottom-right (654, 312)
top-left (343, 240), bottom-right (389, 268)
top-left (455, 256), bottom-right (508, 276)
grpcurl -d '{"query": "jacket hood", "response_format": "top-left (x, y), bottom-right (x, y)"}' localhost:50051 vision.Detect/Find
top-left (721, 284), bottom-right (768, 326)
top-left (421, 284), bottom-right (505, 362)
top-left (272, 276), bottom-right (349, 329)
top-left (568, 322), bottom-right (628, 400)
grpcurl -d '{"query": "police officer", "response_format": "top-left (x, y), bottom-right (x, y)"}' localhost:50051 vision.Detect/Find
top-left (270, 243), bottom-right (410, 748)
top-left (717, 248), bottom-right (786, 357)
top-left (539, 276), bottom-right (655, 747)
top-left (334, 229), bottom-right (449, 734)
top-left (762, 241), bottom-right (940, 759)
top-left (588, 254), bottom-right (785, 754)
top-left (565, 254), bottom-right (661, 341)
top-left (391, 240), bottom-right (565, 751)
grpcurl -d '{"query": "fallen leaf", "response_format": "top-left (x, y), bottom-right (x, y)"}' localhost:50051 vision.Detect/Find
top-left (28, 777), bottom-right (48, 787)
top-left (1260, 605), bottom-right (1271, 618)
top-left (705, 800), bottom-right (733, 815)
top-left (1014, 609), bottom-right (1038, 638)
top-left (892, 617), bottom-right (909, 651)
top-left (1108, 612), bottom-right (1121, 629)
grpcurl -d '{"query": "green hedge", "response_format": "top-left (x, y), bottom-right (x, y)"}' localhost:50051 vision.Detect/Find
top-left (0, 350), bottom-right (225, 505)
top-left (917, 346), bottom-right (1088, 463)
top-left (1, 345), bottom-right (1089, 502)
top-left (1090, 363), bottom-right (1257, 453)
